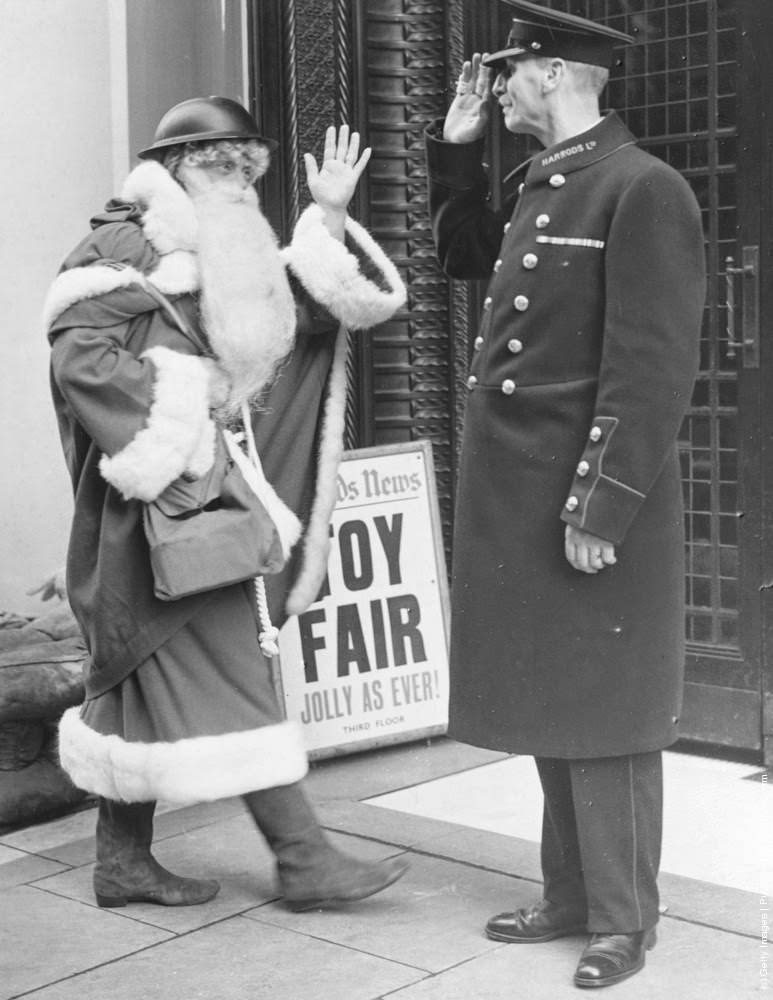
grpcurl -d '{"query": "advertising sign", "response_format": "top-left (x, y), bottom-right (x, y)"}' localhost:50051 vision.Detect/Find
top-left (277, 441), bottom-right (450, 759)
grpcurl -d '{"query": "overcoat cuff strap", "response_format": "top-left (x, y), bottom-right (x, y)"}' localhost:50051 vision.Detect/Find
top-left (559, 416), bottom-right (646, 545)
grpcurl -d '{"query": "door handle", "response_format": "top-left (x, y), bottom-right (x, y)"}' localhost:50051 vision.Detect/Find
top-left (724, 246), bottom-right (760, 368)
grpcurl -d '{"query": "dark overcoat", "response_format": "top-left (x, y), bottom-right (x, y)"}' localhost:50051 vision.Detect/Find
top-left (426, 112), bottom-right (706, 758)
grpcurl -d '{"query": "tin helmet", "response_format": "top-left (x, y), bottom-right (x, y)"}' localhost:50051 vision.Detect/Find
top-left (137, 96), bottom-right (277, 160)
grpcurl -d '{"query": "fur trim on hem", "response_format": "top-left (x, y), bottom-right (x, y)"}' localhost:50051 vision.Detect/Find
top-left (286, 324), bottom-right (349, 615)
top-left (58, 706), bottom-right (309, 805)
top-left (99, 346), bottom-right (215, 502)
top-left (280, 205), bottom-right (406, 330)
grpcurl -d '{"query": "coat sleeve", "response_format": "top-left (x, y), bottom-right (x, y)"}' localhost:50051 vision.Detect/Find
top-left (281, 205), bottom-right (407, 331)
top-left (47, 223), bottom-right (219, 502)
top-left (560, 164), bottom-right (706, 544)
top-left (425, 119), bottom-right (513, 280)
top-left (51, 322), bottom-right (218, 502)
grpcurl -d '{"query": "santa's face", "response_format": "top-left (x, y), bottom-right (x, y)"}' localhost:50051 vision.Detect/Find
top-left (178, 155), bottom-right (255, 199)
top-left (176, 152), bottom-right (297, 416)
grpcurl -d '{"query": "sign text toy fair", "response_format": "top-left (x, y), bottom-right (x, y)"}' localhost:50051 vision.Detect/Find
top-left (277, 441), bottom-right (450, 758)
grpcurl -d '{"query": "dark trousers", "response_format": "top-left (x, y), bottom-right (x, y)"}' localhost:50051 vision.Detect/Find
top-left (534, 751), bottom-right (663, 933)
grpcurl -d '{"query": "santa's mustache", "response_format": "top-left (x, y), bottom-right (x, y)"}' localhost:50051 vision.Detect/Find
top-left (183, 173), bottom-right (297, 416)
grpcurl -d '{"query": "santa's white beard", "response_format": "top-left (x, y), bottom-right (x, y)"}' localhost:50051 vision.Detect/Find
top-left (189, 179), bottom-right (297, 415)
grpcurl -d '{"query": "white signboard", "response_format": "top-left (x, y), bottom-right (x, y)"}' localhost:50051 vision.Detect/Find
top-left (277, 441), bottom-right (450, 759)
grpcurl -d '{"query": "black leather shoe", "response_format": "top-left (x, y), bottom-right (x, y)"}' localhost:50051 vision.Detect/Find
top-left (574, 928), bottom-right (657, 988)
top-left (486, 899), bottom-right (587, 943)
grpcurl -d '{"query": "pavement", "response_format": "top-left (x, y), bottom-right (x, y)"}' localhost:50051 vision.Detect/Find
top-left (0, 738), bottom-right (765, 999)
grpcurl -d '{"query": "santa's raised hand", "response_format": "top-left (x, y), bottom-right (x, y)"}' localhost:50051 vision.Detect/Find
top-left (304, 125), bottom-right (371, 239)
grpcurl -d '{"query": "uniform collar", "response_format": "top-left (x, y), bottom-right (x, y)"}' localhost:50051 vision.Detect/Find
top-left (524, 111), bottom-right (637, 183)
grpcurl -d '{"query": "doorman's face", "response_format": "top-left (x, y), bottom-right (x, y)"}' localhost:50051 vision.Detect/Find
top-left (492, 57), bottom-right (548, 137)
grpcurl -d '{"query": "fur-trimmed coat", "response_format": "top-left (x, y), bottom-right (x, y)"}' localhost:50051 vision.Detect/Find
top-left (45, 161), bottom-right (405, 699)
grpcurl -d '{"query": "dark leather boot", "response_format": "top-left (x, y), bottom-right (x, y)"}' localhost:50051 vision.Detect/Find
top-left (243, 783), bottom-right (409, 911)
top-left (486, 898), bottom-right (587, 942)
top-left (574, 928), bottom-right (657, 988)
top-left (93, 798), bottom-right (220, 908)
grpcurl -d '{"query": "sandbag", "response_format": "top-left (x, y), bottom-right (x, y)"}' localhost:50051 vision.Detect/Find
top-left (0, 755), bottom-right (86, 829)
top-left (0, 720), bottom-right (46, 770)
top-left (0, 640), bottom-right (85, 722)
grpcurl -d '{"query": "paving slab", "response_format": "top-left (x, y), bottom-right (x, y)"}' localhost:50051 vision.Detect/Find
top-left (418, 823), bottom-right (543, 884)
top-left (386, 917), bottom-right (758, 1000)
top-left (0, 850), bottom-right (68, 890)
top-left (248, 852), bottom-right (535, 974)
top-left (19, 914), bottom-right (426, 1000)
top-left (0, 844), bottom-right (28, 865)
top-left (152, 796), bottom-right (247, 837)
top-left (34, 813), bottom-right (403, 934)
top-left (316, 799), bottom-right (472, 851)
top-left (34, 813), bottom-right (276, 934)
top-left (337, 804), bottom-right (760, 940)
top-left (0, 804), bottom-right (98, 855)
top-left (0, 885), bottom-right (171, 1000)
top-left (658, 870), bottom-right (760, 939)
top-left (306, 738), bottom-right (506, 802)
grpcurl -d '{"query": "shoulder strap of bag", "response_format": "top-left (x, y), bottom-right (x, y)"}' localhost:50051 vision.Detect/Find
top-left (140, 277), bottom-right (211, 355)
top-left (142, 277), bottom-right (282, 659)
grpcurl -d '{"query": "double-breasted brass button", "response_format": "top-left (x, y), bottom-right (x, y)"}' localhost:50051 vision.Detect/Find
top-left (589, 426), bottom-right (602, 442)
top-left (508, 338), bottom-right (523, 354)
top-left (484, 296), bottom-right (492, 310)
top-left (522, 253), bottom-right (538, 270)
top-left (518, 183), bottom-right (525, 195)
top-left (577, 460), bottom-right (590, 477)
top-left (514, 295), bottom-right (529, 311)
top-left (493, 259), bottom-right (503, 272)
top-left (501, 379), bottom-right (516, 395)
top-left (504, 222), bottom-right (511, 233)
top-left (565, 495), bottom-right (579, 511)
top-left (467, 375), bottom-right (478, 389)
top-left (549, 174), bottom-right (566, 188)
top-left (536, 214), bottom-right (550, 229)
top-left (474, 336), bottom-right (484, 350)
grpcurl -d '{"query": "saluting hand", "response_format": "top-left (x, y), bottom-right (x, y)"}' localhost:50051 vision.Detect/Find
top-left (564, 525), bottom-right (617, 575)
top-left (444, 53), bottom-right (492, 144)
top-left (304, 125), bottom-right (371, 238)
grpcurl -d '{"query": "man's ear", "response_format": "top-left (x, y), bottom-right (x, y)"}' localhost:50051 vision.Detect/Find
top-left (542, 58), bottom-right (566, 94)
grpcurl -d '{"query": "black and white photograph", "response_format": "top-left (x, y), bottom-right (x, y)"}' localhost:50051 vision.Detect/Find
top-left (0, 1), bottom-right (767, 997)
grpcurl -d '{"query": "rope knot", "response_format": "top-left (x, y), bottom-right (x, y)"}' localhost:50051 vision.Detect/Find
top-left (258, 626), bottom-right (280, 658)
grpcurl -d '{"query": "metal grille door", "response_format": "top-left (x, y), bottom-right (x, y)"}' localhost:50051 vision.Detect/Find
top-left (529, 0), bottom-right (765, 753)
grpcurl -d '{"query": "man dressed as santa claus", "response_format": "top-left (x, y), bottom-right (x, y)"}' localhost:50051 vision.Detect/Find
top-left (44, 96), bottom-right (408, 913)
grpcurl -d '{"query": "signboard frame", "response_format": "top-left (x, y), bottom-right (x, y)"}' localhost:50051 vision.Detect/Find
top-left (273, 440), bottom-right (451, 761)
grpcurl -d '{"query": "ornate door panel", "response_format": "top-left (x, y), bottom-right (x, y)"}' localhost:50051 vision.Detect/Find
top-left (249, 0), bottom-right (466, 562)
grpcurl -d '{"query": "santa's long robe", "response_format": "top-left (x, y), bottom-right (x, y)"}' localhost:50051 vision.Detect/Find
top-left (45, 161), bottom-right (405, 802)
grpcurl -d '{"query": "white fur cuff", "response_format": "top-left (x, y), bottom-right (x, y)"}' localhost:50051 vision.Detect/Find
top-left (281, 205), bottom-right (406, 330)
top-left (58, 706), bottom-right (309, 804)
top-left (99, 346), bottom-right (216, 502)
top-left (42, 264), bottom-right (147, 331)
